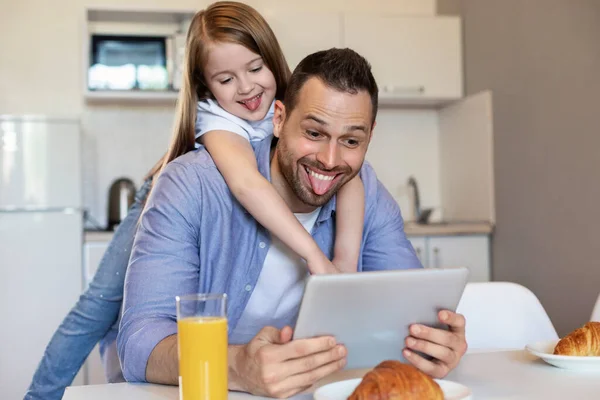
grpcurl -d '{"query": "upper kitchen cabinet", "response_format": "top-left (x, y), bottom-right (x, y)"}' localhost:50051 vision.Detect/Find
top-left (263, 11), bottom-right (343, 70)
top-left (343, 15), bottom-right (463, 106)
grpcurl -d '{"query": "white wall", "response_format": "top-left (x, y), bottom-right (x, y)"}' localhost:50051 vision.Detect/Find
top-left (81, 106), bottom-right (174, 227)
top-left (367, 109), bottom-right (440, 222)
top-left (82, 107), bottom-right (440, 227)
top-left (1, 0), bottom-right (440, 228)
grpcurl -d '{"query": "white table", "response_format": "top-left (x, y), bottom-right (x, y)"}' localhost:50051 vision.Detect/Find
top-left (63, 350), bottom-right (600, 399)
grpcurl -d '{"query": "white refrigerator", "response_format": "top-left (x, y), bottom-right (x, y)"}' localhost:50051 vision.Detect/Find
top-left (0, 116), bottom-right (84, 399)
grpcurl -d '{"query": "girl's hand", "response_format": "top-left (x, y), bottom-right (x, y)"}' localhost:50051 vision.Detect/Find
top-left (307, 253), bottom-right (340, 275)
top-left (331, 256), bottom-right (358, 274)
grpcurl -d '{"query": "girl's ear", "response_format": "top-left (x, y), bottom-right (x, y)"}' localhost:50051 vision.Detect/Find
top-left (272, 100), bottom-right (286, 138)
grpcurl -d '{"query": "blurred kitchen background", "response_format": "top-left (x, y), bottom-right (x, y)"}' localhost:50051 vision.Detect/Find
top-left (1, 0), bottom-right (599, 398)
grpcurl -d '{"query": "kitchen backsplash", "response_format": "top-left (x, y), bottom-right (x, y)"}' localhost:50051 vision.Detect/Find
top-left (81, 106), bottom-right (440, 229)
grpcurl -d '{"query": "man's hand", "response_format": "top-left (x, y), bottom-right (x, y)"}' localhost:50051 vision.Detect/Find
top-left (403, 310), bottom-right (467, 378)
top-left (229, 326), bottom-right (347, 398)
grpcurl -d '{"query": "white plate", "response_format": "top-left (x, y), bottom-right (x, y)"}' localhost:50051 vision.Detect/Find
top-left (314, 378), bottom-right (472, 400)
top-left (526, 339), bottom-right (600, 371)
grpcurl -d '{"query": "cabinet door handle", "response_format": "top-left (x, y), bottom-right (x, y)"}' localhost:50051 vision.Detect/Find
top-left (433, 247), bottom-right (440, 268)
top-left (383, 85), bottom-right (425, 94)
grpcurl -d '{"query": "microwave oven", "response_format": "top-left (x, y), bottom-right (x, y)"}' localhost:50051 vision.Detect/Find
top-left (88, 33), bottom-right (184, 92)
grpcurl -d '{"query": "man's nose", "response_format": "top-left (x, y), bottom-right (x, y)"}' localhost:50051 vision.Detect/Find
top-left (316, 142), bottom-right (341, 170)
top-left (237, 74), bottom-right (254, 95)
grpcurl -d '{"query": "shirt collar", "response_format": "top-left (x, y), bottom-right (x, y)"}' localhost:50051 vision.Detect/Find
top-left (248, 100), bottom-right (275, 129)
top-left (252, 136), bottom-right (336, 224)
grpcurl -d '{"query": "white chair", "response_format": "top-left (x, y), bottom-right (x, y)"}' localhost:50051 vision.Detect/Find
top-left (590, 292), bottom-right (600, 321)
top-left (456, 282), bottom-right (558, 353)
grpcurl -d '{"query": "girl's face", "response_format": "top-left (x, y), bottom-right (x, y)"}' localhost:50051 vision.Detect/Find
top-left (203, 41), bottom-right (277, 122)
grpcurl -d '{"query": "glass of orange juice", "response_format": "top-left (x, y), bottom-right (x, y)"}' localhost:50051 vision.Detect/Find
top-left (176, 293), bottom-right (228, 400)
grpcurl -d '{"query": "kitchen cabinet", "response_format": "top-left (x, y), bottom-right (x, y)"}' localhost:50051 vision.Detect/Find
top-left (343, 15), bottom-right (462, 105)
top-left (408, 235), bottom-right (491, 282)
top-left (83, 241), bottom-right (110, 285)
top-left (81, 240), bottom-right (111, 385)
top-left (407, 236), bottom-right (427, 265)
top-left (264, 11), bottom-right (343, 70)
top-left (82, 8), bottom-right (463, 106)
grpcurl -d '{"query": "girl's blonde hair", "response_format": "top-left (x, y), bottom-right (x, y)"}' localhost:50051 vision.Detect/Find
top-left (146, 1), bottom-right (291, 179)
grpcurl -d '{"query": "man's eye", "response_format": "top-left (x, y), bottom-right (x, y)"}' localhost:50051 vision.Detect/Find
top-left (345, 139), bottom-right (360, 147)
top-left (306, 130), bottom-right (321, 138)
top-left (219, 77), bottom-right (233, 85)
top-left (250, 66), bottom-right (263, 73)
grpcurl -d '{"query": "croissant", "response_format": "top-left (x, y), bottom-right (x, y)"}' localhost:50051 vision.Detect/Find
top-left (347, 360), bottom-right (443, 400)
top-left (553, 321), bottom-right (600, 356)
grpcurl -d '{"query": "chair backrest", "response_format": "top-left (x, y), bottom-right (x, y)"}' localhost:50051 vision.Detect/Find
top-left (591, 292), bottom-right (600, 321)
top-left (456, 282), bottom-right (558, 352)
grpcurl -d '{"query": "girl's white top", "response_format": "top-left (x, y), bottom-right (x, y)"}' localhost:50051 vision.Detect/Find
top-left (195, 98), bottom-right (275, 143)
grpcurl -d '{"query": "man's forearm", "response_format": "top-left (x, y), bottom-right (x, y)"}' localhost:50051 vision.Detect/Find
top-left (146, 335), bottom-right (179, 385)
top-left (146, 335), bottom-right (248, 391)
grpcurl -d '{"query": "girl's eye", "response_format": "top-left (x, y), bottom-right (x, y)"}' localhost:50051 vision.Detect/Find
top-left (250, 66), bottom-right (263, 73)
top-left (219, 77), bottom-right (233, 85)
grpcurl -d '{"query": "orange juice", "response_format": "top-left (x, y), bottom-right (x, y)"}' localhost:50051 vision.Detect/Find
top-left (178, 316), bottom-right (228, 400)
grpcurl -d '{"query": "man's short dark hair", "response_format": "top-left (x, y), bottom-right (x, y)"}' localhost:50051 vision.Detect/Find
top-left (283, 48), bottom-right (379, 124)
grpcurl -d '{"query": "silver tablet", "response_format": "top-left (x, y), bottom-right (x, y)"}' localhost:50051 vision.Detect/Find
top-left (292, 267), bottom-right (469, 369)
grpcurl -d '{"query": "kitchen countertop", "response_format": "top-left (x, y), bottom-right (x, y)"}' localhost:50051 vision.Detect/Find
top-left (84, 222), bottom-right (493, 243)
top-left (404, 221), bottom-right (494, 236)
top-left (84, 230), bottom-right (115, 242)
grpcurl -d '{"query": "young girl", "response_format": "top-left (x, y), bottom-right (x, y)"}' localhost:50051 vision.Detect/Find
top-left (159, 0), bottom-right (366, 274)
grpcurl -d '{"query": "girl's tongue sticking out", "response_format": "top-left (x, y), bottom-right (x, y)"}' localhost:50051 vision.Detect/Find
top-left (239, 93), bottom-right (262, 111)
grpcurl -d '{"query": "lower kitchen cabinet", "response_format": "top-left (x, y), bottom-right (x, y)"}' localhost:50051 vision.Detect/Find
top-left (407, 236), bottom-right (427, 265)
top-left (82, 240), bottom-right (111, 385)
top-left (407, 235), bottom-right (491, 282)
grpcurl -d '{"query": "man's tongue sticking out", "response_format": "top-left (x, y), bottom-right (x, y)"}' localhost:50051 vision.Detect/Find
top-left (307, 169), bottom-right (336, 196)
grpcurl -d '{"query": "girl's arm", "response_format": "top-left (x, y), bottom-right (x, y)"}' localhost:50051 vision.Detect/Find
top-left (331, 175), bottom-right (364, 272)
top-left (202, 130), bottom-right (336, 274)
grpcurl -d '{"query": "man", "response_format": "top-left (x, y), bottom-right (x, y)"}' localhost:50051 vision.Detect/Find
top-left (118, 48), bottom-right (467, 398)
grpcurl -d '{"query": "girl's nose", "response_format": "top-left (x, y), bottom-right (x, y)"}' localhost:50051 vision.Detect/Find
top-left (237, 75), bottom-right (254, 95)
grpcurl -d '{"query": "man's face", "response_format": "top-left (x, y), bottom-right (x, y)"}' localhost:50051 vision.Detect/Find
top-left (273, 77), bottom-right (374, 208)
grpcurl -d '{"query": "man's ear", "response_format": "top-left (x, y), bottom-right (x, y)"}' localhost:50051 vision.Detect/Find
top-left (272, 100), bottom-right (286, 138)
top-left (369, 120), bottom-right (376, 142)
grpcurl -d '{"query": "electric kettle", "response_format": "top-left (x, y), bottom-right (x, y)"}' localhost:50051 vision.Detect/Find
top-left (107, 177), bottom-right (136, 230)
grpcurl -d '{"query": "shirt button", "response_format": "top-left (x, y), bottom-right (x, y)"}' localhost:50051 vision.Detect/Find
top-left (245, 284), bottom-right (252, 292)
top-left (259, 242), bottom-right (266, 249)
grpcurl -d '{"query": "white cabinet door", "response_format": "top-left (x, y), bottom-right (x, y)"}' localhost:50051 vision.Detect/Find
top-left (83, 242), bottom-right (110, 287)
top-left (343, 15), bottom-right (462, 104)
top-left (264, 12), bottom-right (343, 70)
top-left (427, 236), bottom-right (490, 282)
top-left (407, 236), bottom-right (427, 267)
top-left (82, 241), bottom-right (111, 385)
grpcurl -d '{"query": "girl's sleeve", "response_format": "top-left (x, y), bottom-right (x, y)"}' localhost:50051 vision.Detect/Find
top-left (195, 100), bottom-right (251, 141)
